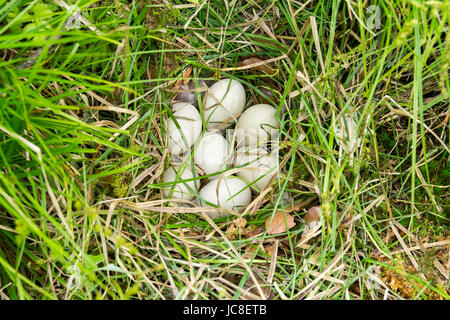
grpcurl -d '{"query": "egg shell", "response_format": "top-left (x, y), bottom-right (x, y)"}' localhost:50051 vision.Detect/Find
top-left (194, 131), bottom-right (231, 175)
top-left (235, 104), bottom-right (280, 147)
top-left (203, 79), bottom-right (246, 130)
top-left (198, 175), bottom-right (251, 219)
top-left (234, 147), bottom-right (278, 190)
top-left (167, 102), bottom-right (202, 156)
top-left (162, 165), bottom-right (198, 200)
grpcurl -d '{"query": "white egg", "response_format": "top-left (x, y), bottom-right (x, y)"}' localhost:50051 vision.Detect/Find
top-left (194, 131), bottom-right (231, 175)
top-left (198, 175), bottom-right (251, 218)
top-left (162, 165), bottom-right (198, 200)
top-left (235, 104), bottom-right (280, 147)
top-left (167, 102), bottom-right (202, 156)
top-left (234, 147), bottom-right (278, 190)
top-left (203, 79), bottom-right (246, 129)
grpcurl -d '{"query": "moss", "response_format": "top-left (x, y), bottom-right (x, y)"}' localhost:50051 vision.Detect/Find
top-left (378, 130), bottom-right (396, 151)
top-left (441, 161), bottom-right (450, 182)
top-left (416, 217), bottom-right (448, 241)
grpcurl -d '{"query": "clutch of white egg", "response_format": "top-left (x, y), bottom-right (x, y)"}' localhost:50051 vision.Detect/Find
top-left (162, 78), bottom-right (280, 219)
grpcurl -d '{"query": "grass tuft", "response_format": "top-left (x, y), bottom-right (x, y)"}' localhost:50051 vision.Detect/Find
top-left (0, 0), bottom-right (448, 300)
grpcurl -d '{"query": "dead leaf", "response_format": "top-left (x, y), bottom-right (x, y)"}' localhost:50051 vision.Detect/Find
top-left (299, 206), bottom-right (323, 246)
top-left (257, 87), bottom-right (276, 105)
top-left (264, 242), bottom-right (280, 258)
top-left (245, 226), bottom-right (264, 238)
top-left (225, 218), bottom-right (247, 240)
top-left (299, 221), bottom-right (322, 246)
top-left (265, 211), bottom-right (296, 235)
top-left (304, 206), bottom-right (321, 223)
top-left (243, 244), bottom-right (259, 260)
top-left (237, 57), bottom-right (276, 76)
top-left (173, 67), bottom-right (193, 90)
top-left (236, 56), bottom-right (280, 91)
top-left (292, 198), bottom-right (315, 212)
top-left (241, 267), bottom-right (272, 300)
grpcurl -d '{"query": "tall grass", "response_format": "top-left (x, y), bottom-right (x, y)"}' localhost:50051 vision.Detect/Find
top-left (0, 0), bottom-right (448, 300)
